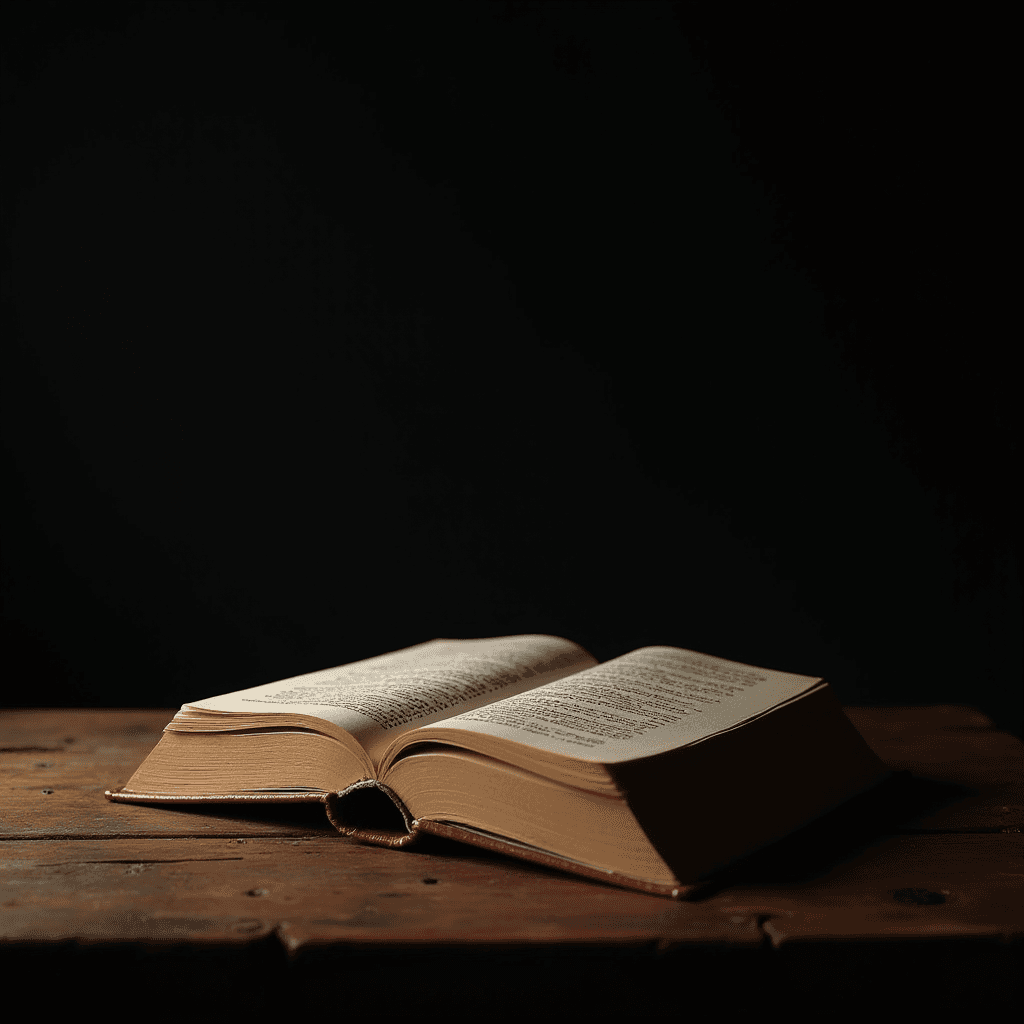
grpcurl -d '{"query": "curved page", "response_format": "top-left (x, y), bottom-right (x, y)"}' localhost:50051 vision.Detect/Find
top-left (180, 635), bottom-right (596, 768)
top-left (386, 647), bottom-right (823, 777)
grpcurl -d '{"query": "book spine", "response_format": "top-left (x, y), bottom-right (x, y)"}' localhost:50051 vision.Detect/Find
top-left (325, 780), bottom-right (421, 848)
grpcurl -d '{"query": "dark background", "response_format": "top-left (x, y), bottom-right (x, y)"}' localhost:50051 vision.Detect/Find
top-left (2, 3), bottom-right (1018, 734)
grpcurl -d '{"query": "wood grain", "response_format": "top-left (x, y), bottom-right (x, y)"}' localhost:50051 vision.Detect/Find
top-left (0, 709), bottom-right (335, 839)
top-left (0, 836), bottom-right (759, 950)
top-left (708, 832), bottom-right (1023, 941)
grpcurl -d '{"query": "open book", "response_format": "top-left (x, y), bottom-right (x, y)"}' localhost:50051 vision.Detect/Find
top-left (106, 635), bottom-right (889, 897)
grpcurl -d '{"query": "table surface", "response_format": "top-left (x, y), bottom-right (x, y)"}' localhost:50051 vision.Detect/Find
top-left (2, 705), bottom-right (1022, 1015)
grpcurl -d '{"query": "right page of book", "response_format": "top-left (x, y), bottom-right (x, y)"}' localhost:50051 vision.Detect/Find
top-left (433, 646), bottom-right (823, 763)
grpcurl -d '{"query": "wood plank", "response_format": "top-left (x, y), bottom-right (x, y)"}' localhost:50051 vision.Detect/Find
top-left (703, 817), bottom-right (1024, 1013)
top-left (4, 833), bottom-right (1017, 1014)
top-left (0, 837), bottom-right (759, 950)
top-left (0, 709), bottom-right (336, 839)
top-left (706, 833), bottom-right (1023, 941)
top-left (3, 708), bottom-right (1020, 1013)
top-left (844, 706), bottom-right (1024, 831)
top-left (0, 707), bottom-right (177, 746)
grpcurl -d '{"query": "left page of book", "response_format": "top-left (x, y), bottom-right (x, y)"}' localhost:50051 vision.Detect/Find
top-left (171, 635), bottom-right (596, 770)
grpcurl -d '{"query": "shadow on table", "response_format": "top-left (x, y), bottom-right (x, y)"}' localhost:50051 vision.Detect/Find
top-left (135, 799), bottom-right (339, 833)
top-left (691, 770), bottom-right (983, 895)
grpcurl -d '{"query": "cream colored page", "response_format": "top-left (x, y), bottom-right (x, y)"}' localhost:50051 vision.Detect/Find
top-left (185, 635), bottom-right (596, 763)
top-left (433, 646), bottom-right (822, 763)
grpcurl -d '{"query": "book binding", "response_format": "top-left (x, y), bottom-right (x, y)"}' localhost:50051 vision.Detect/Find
top-left (105, 783), bottom-right (694, 898)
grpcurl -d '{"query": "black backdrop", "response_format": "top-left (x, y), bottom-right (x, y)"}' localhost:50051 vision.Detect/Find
top-left (3, 4), bottom-right (1019, 735)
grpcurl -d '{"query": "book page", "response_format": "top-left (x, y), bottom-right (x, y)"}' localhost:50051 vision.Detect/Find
top-left (184, 635), bottom-right (596, 765)
top-left (429, 646), bottom-right (823, 763)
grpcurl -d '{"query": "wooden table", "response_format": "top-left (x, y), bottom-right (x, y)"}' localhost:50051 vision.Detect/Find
top-left (2, 706), bottom-right (1021, 1018)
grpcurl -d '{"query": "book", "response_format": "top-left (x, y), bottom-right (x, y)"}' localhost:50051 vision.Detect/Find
top-left (106, 634), bottom-right (889, 897)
